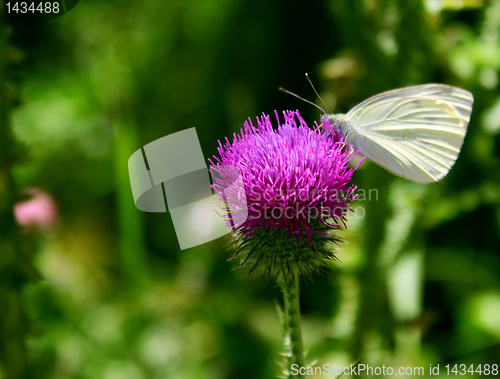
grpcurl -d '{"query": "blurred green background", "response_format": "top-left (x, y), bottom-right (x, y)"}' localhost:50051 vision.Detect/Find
top-left (0, 0), bottom-right (499, 378)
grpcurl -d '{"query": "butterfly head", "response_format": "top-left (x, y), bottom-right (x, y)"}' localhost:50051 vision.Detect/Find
top-left (322, 113), bottom-right (349, 138)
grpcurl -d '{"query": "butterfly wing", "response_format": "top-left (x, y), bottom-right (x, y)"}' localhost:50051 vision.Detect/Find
top-left (346, 84), bottom-right (473, 183)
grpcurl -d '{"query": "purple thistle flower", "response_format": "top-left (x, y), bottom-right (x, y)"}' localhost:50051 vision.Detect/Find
top-left (210, 110), bottom-right (363, 279)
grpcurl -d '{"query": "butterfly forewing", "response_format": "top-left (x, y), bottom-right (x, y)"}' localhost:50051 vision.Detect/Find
top-left (345, 84), bottom-right (473, 183)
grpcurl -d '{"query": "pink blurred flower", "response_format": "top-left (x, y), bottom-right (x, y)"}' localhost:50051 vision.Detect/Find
top-left (14, 188), bottom-right (58, 230)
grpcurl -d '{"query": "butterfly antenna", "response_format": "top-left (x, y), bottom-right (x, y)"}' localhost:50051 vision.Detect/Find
top-left (305, 73), bottom-right (328, 113)
top-left (278, 87), bottom-right (326, 114)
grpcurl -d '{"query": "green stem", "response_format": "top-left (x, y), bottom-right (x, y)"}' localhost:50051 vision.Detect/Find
top-left (113, 116), bottom-right (148, 287)
top-left (278, 270), bottom-right (306, 378)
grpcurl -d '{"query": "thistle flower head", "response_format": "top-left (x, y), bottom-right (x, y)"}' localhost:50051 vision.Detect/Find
top-left (210, 110), bottom-right (363, 279)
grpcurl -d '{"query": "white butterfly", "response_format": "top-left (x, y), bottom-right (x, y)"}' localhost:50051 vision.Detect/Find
top-left (323, 84), bottom-right (474, 183)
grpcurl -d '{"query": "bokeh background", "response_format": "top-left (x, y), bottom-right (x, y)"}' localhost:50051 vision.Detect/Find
top-left (1, 0), bottom-right (499, 378)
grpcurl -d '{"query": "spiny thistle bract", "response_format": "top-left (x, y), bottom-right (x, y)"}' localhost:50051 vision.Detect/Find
top-left (210, 110), bottom-right (363, 280)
